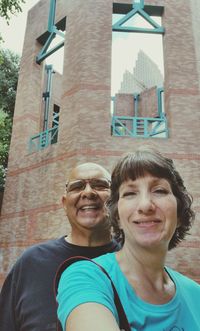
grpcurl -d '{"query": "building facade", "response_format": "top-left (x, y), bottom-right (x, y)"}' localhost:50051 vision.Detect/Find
top-left (0, 0), bottom-right (200, 286)
top-left (119, 50), bottom-right (163, 94)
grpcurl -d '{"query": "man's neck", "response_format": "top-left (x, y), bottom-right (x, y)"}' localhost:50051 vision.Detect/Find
top-left (65, 231), bottom-right (111, 247)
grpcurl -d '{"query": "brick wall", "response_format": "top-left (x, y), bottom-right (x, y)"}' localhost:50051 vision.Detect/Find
top-left (0, 0), bottom-right (199, 286)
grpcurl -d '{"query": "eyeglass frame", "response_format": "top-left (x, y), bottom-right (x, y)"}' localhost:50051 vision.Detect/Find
top-left (65, 178), bottom-right (111, 194)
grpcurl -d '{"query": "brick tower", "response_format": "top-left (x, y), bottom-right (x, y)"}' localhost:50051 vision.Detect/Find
top-left (0, 0), bottom-right (200, 286)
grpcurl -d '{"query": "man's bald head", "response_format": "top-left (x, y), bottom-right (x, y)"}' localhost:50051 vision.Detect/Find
top-left (68, 162), bottom-right (111, 183)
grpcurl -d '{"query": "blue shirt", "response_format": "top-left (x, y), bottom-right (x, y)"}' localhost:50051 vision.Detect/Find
top-left (57, 252), bottom-right (200, 331)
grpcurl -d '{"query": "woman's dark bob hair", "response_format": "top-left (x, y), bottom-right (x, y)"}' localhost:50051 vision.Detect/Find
top-left (108, 146), bottom-right (195, 250)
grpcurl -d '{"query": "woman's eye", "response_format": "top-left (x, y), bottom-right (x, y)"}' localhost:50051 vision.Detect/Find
top-left (122, 191), bottom-right (137, 198)
top-left (153, 188), bottom-right (168, 195)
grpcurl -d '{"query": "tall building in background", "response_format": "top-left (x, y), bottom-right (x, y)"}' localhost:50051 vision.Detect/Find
top-left (119, 50), bottom-right (164, 94)
top-left (0, 0), bottom-right (199, 287)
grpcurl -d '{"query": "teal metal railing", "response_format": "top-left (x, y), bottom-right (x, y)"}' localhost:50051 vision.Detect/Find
top-left (29, 126), bottom-right (58, 153)
top-left (111, 115), bottom-right (168, 138)
top-left (111, 87), bottom-right (167, 138)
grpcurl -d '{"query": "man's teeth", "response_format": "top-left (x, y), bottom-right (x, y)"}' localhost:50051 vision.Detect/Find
top-left (134, 220), bottom-right (160, 224)
top-left (80, 206), bottom-right (97, 210)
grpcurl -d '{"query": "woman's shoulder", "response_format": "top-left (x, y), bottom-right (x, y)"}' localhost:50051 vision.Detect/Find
top-left (92, 252), bottom-right (119, 274)
top-left (60, 252), bottom-right (116, 281)
top-left (166, 266), bottom-right (200, 291)
top-left (67, 252), bottom-right (117, 276)
top-left (93, 252), bottom-right (116, 266)
top-left (58, 253), bottom-right (117, 301)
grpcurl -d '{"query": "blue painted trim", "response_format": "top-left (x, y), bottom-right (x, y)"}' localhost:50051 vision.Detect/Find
top-left (43, 65), bottom-right (54, 131)
top-left (29, 126), bottom-right (59, 153)
top-left (133, 0), bottom-right (144, 9)
top-left (36, 0), bottom-right (65, 64)
top-left (48, 0), bottom-right (56, 32)
top-left (134, 93), bottom-right (139, 116)
top-left (111, 115), bottom-right (168, 138)
top-left (112, 1), bottom-right (164, 34)
top-left (36, 37), bottom-right (64, 64)
top-left (157, 87), bottom-right (164, 117)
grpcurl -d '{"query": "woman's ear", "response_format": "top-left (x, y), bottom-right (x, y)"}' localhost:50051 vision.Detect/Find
top-left (176, 218), bottom-right (181, 228)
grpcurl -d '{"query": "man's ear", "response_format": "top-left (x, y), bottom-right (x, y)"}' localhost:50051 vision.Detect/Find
top-left (62, 195), bottom-right (67, 212)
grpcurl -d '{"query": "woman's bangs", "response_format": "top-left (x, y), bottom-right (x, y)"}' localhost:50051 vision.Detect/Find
top-left (120, 153), bottom-right (172, 183)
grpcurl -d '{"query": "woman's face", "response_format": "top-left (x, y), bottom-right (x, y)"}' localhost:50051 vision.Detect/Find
top-left (118, 174), bottom-right (178, 250)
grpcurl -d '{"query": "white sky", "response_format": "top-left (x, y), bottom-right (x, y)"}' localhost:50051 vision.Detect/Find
top-left (0, 0), bottom-right (64, 73)
top-left (0, 0), bottom-right (39, 55)
top-left (0, 2), bottom-right (164, 89)
top-left (111, 14), bottom-right (164, 94)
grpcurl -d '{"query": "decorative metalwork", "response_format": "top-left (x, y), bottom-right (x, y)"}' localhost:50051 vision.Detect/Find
top-left (29, 65), bottom-right (59, 152)
top-left (111, 1), bottom-right (166, 138)
top-left (29, 126), bottom-right (59, 153)
top-left (111, 88), bottom-right (167, 138)
top-left (43, 65), bottom-right (54, 131)
top-left (112, 0), bottom-right (164, 34)
top-left (36, 0), bottom-right (65, 64)
top-left (111, 115), bottom-right (168, 138)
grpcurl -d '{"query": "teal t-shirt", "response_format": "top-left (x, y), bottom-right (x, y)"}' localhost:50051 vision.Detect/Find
top-left (57, 252), bottom-right (200, 331)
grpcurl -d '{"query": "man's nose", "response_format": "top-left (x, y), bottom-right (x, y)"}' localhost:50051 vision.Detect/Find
top-left (81, 183), bottom-right (97, 197)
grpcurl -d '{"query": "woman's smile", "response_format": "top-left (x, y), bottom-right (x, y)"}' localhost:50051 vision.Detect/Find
top-left (118, 174), bottom-right (178, 248)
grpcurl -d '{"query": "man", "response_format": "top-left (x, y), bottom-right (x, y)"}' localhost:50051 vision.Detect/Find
top-left (0, 163), bottom-right (120, 331)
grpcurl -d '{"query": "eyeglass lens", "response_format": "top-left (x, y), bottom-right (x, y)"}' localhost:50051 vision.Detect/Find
top-left (66, 178), bottom-right (110, 193)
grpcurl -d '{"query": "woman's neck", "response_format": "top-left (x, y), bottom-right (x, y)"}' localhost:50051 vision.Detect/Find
top-left (116, 244), bottom-right (175, 304)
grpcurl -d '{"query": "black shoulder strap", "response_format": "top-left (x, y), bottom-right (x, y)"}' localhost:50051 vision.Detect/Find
top-left (54, 256), bottom-right (131, 331)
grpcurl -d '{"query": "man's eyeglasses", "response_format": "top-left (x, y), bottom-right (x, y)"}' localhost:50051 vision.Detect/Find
top-left (66, 178), bottom-right (111, 193)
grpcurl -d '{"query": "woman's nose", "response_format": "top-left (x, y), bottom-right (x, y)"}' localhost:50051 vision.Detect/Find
top-left (137, 193), bottom-right (155, 213)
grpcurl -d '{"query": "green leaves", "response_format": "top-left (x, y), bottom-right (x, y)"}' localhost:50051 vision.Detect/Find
top-left (0, 49), bottom-right (20, 114)
top-left (0, 0), bottom-right (26, 42)
top-left (0, 110), bottom-right (11, 189)
top-left (0, 0), bottom-right (25, 22)
top-left (0, 1), bottom-right (23, 189)
top-left (0, 48), bottom-right (20, 189)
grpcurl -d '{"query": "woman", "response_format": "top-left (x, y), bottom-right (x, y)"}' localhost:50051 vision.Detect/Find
top-left (57, 147), bottom-right (200, 331)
